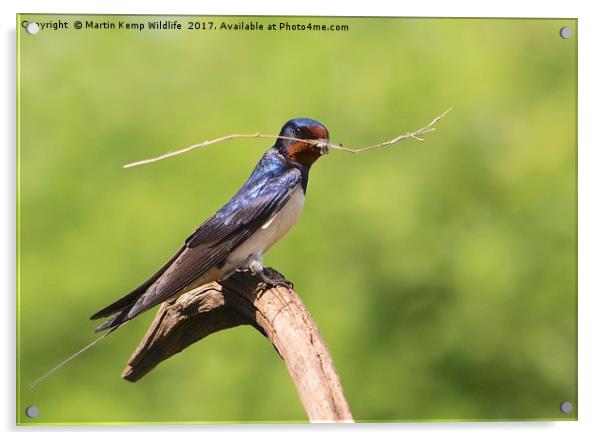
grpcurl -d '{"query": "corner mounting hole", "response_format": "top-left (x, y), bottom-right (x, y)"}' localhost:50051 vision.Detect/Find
top-left (25, 405), bottom-right (39, 418)
top-left (559, 27), bottom-right (572, 39)
top-left (25, 22), bottom-right (40, 35)
top-left (560, 401), bottom-right (573, 414)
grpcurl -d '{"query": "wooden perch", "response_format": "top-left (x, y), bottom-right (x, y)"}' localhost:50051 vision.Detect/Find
top-left (122, 267), bottom-right (354, 423)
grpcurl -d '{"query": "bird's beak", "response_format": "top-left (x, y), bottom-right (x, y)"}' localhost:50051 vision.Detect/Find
top-left (317, 140), bottom-right (330, 156)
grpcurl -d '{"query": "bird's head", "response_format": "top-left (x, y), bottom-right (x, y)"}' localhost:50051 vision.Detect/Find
top-left (275, 118), bottom-right (330, 168)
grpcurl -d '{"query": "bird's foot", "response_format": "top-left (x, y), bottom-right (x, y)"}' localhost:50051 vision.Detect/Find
top-left (256, 268), bottom-right (294, 291)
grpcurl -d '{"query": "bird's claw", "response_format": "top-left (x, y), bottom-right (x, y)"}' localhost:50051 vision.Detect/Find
top-left (237, 267), bottom-right (293, 291)
top-left (257, 269), bottom-right (294, 290)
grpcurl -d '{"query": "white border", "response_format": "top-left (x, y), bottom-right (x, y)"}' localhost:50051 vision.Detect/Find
top-left (3, 1), bottom-right (601, 439)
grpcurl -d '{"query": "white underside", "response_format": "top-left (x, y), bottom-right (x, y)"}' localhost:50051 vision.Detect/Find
top-left (221, 185), bottom-right (305, 275)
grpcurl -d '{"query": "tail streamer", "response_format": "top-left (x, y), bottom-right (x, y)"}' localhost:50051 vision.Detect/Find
top-left (26, 326), bottom-right (120, 390)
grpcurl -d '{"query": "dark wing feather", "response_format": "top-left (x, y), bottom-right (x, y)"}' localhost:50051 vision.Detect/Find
top-left (93, 165), bottom-right (302, 332)
top-left (132, 167), bottom-right (302, 308)
top-left (89, 245), bottom-right (186, 320)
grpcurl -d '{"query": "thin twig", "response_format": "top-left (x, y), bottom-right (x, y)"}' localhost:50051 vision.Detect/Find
top-left (123, 108), bottom-right (452, 169)
top-left (329, 107), bottom-right (452, 153)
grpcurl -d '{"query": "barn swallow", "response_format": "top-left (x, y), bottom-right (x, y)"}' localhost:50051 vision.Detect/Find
top-left (91, 118), bottom-right (330, 333)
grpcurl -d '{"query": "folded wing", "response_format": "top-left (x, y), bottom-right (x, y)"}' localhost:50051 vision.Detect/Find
top-left (91, 166), bottom-right (302, 332)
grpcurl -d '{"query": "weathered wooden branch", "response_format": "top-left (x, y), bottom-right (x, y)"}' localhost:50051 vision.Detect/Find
top-left (122, 267), bottom-right (353, 423)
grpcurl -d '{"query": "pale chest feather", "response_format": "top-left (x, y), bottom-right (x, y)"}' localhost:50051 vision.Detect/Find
top-left (224, 186), bottom-right (305, 267)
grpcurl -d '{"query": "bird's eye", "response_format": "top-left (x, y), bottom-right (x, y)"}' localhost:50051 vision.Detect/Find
top-left (293, 127), bottom-right (303, 138)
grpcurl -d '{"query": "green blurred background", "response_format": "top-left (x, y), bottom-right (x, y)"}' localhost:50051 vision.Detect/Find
top-left (17, 16), bottom-right (577, 424)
